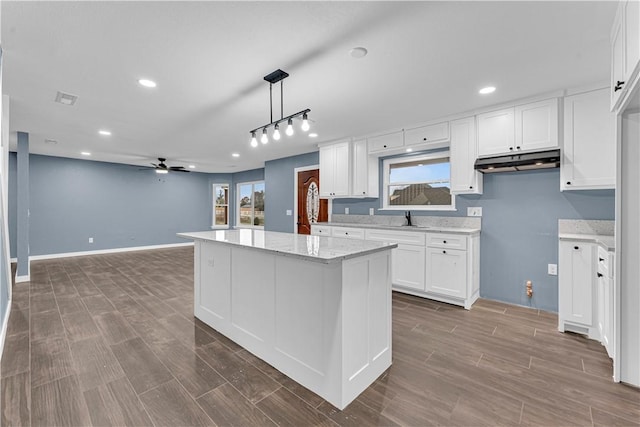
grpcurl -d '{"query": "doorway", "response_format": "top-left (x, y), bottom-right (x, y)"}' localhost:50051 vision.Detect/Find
top-left (296, 169), bottom-right (328, 234)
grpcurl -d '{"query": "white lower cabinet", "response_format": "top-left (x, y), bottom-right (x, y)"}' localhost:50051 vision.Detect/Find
top-left (312, 224), bottom-right (480, 309)
top-left (425, 247), bottom-right (466, 298)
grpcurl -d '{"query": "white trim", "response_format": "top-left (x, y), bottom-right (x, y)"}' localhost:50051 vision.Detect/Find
top-left (0, 298), bottom-right (11, 362)
top-left (28, 241), bottom-right (194, 261)
top-left (15, 274), bottom-right (29, 283)
top-left (293, 165), bottom-right (320, 233)
top-left (212, 182), bottom-right (230, 228)
top-left (382, 151), bottom-right (456, 211)
top-left (9, 257), bottom-right (16, 263)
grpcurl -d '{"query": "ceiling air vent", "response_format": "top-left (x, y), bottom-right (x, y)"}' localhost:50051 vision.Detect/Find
top-left (44, 139), bottom-right (58, 145)
top-left (54, 91), bottom-right (78, 106)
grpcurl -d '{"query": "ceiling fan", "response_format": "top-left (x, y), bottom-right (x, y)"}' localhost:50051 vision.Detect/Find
top-left (149, 157), bottom-right (189, 174)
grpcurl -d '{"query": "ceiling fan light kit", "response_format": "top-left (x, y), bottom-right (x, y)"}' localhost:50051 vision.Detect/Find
top-left (150, 157), bottom-right (190, 173)
top-left (249, 69), bottom-right (311, 147)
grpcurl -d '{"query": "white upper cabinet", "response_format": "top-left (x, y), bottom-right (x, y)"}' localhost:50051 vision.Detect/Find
top-left (450, 116), bottom-right (482, 194)
top-left (367, 131), bottom-right (404, 153)
top-left (514, 98), bottom-right (559, 152)
top-left (611, 0), bottom-right (640, 112)
top-left (562, 88), bottom-right (616, 190)
top-left (319, 142), bottom-right (350, 197)
top-left (404, 122), bottom-right (449, 147)
top-left (352, 139), bottom-right (379, 198)
top-left (476, 108), bottom-right (515, 157)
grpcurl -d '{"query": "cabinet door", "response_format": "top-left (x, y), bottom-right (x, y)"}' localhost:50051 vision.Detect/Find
top-left (352, 139), bottom-right (373, 197)
top-left (625, 0), bottom-right (640, 85)
top-left (368, 131), bottom-right (404, 153)
top-left (392, 244), bottom-right (426, 291)
top-left (611, 4), bottom-right (626, 110)
top-left (450, 116), bottom-right (482, 194)
top-left (597, 273), bottom-right (606, 341)
top-left (404, 122), bottom-right (449, 147)
top-left (477, 108), bottom-right (515, 156)
top-left (604, 276), bottom-right (614, 358)
top-left (319, 145), bottom-right (335, 197)
top-left (514, 98), bottom-right (558, 152)
top-left (559, 241), bottom-right (594, 326)
top-left (425, 247), bottom-right (466, 298)
top-left (332, 142), bottom-right (351, 196)
top-left (562, 88), bottom-right (616, 190)
top-left (198, 242), bottom-right (231, 321)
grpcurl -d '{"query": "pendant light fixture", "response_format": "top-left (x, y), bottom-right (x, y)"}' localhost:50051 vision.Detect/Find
top-left (249, 69), bottom-right (311, 147)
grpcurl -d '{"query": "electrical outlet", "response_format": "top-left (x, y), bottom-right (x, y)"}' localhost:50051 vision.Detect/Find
top-left (548, 263), bottom-right (557, 275)
top-left (369, 208), bottom-right (375, 216)
top-left (467, 207), bottom-right (482, 217)
top-left (286, 209), bottom-right (292, 216)
top-left (345, 207), bottom-right (349, 215)
top-left (88, 237), bottom-right (94, 243)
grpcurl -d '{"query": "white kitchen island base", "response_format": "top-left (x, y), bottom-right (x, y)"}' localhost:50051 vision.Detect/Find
top-left (179, 230), bottom-right (394, 410)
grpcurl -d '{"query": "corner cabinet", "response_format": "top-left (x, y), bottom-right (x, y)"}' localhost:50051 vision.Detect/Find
top-left (562, 88), bottom-right (616, 190)
top-left (477, 98), bottom-right (558, 157)
top-left (610, 0), bottom-right (640, 112)
top-left (319, 141), bottom-right (378, 198)
top-left (450, 116), bottom-right (483, 194)
top-left (559, 241), bottom-right (596, 335)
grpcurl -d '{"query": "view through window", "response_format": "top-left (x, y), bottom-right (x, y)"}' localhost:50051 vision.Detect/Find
top-left (238, 181), bottom-right (265, 227)
top-left (213, 184), bottom-right (229, 227)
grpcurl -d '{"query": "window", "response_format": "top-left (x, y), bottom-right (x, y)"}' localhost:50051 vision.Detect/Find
top-left (382, 152), bottom-right (455, 210)
top-left (237, 181), bottom-right (265, 227)
top-left (212, 184), bottom-right (229, 228)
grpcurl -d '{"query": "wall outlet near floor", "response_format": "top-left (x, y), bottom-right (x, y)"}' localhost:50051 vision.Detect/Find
top-left (345, 207), bottom-right (349, 215)
top-left (467, 207), bottom-right (482, 217)
top-left (88, 237), bottom-right (94, 243)
top-left (369, 208), bottom-right (375, 216)
top-left (548, 263), bottom-right (557, 276)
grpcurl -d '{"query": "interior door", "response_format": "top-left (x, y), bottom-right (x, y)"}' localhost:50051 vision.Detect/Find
top-left (297, 169), bottom-right (328, 234)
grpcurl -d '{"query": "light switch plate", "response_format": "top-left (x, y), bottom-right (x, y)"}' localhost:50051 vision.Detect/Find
top-left (89, 237), bottom-right (94, 243)
top-left (467, 207), bottom-right (482, 217)
top-left (345, 207), bottom-right (349, 215)
top-left (369, 208), bottom-right (375, 216)
top-left (548, 264), bottom-right (557, 275)
top-left (286, 209), bottom-right (292, 216)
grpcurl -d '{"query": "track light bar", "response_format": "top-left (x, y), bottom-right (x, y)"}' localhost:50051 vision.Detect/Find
top-left (249, 69), bottom-right (312, 147)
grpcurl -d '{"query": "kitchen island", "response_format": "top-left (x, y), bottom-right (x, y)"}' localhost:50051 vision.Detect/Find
top-left (177, 229), bottom-right (397, 410)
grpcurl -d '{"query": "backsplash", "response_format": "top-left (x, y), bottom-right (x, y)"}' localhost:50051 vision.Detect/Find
top-left (330, 214), bottom-right (481, 229)
top-left (558, 219), bottom-right (615, 236)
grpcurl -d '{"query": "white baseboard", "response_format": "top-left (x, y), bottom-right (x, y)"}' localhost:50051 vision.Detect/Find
top-left (9, 257), bottom-right (16, 263)
top-left (15, 275), bottom-right (29, 283)
top-left (0, 298), bottom-right (12, 362)
top-left (29, 241), bottom-right (194, 261)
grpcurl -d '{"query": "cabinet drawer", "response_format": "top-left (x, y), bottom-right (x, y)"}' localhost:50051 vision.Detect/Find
top-left (426, 233), bottom-right (467, 250)
top-left (597, 245), bottom-right (613, 277)
top-left (365, 229), bottom-right (426, 246)
top-left (368, 131), bottom-right (404, 153)
top-left (311, 225), bottom-right (332, 236)
top-left (331, 227), bottom-right (365, 239)
top-left (404, 122), bottom-right (449, 146)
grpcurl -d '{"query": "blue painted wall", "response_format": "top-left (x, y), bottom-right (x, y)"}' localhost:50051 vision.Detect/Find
top-left (14, 154), bottom-right (213, 256)
top-left (333, 168), bottom-right (615, 312)
top-left (8, 152), bottom-right (17, 258)
top-left (264, 151), bottom-right (319, 233)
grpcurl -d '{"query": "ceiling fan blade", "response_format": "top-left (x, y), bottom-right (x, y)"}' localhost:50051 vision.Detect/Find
top-left (150, 163), bottom-right (159, 168)
top-left (174, 169), bottom-right (190, 173)
top-left (169, 166), bottom-right (185, 170)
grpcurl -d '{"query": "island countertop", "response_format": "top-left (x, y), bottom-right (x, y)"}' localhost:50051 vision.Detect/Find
top-left (177, 229), bottom-right (397, 264)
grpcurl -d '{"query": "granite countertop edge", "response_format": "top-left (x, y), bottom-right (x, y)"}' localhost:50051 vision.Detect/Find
top-left (315, 222), bottom-right (481, 235)
top-left (558, 233), bottom-right (615, 252)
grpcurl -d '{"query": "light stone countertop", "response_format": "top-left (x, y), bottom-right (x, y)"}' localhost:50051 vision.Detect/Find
top-left (315, 222), bottom-right (481, 235)
top-left (177, 230), bottom-right (397, 264)
top-left (558, 219), bottom-right (615, 251)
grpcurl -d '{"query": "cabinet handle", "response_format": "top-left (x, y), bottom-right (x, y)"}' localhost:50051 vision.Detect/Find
top-left (566, 182), bottom-right (571, 185)
top-left (516, 146), bottom-right (521, 150)
top-left (383, 145), bottom-right (387, 148)
top-left (345, 232), bottom-right (349, 235)
top-left (443, 240), bottom-right (447, 244)
top-left (442, 250), bottom-right (447, 254)
top-left (599, 257), bottom-right (605, 262)
top-left (469, 186), bottom-right (473, 189)
top-left (509, 147), bottom-right (514, 150)
top-left (574, 246), bottom-right (579, 250)
top-left (362, 191), bottom-right (366, 195)
top-left (614, 81), bottom-right (625, 92)
top-left (597, 273), bottom-right (603, 278)
top-left (423, 137), bottom-right (427, 141)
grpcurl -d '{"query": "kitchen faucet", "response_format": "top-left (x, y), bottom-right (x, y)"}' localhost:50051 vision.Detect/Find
top-left (405, 210), bottom-right (412, 226)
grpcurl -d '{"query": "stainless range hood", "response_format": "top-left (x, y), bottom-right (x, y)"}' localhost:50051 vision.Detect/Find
top-left (474, 149), bottom-right (561, 173)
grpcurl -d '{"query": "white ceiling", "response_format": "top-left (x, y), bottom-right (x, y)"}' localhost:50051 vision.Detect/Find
top-left (1, 1), bottom-right (616, 173)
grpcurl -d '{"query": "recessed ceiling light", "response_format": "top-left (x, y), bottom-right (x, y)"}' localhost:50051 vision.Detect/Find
top-left (231, 153), bottom-right (240, 158)
top-left (406, 148), bottom-right (413, 153)
top-left (479, 86), bottom-right (496, 95)
top-left (138, 78), bottom-right (157, 88)
top-left (309, 133), bottom-right (318, 138)
top-left (98, 130), bottom-right (111, 136)
top-left (188, 165), bottom-right (196, 169)
top-left (349, 47), bottom-right (368, 59)
top-left (81, 151), bottom-right (91, 156)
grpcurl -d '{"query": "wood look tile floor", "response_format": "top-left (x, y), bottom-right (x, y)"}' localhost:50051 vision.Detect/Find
top-left (2, 247), bottom-right (639, 427)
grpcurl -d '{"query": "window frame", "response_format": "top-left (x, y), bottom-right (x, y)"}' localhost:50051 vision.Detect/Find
top-left (381, 152), bottom-right (456, 211)
top-left (235, 180), bottom-right (265, 229)
top-left (212, 183), bottom-right (230, 229)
